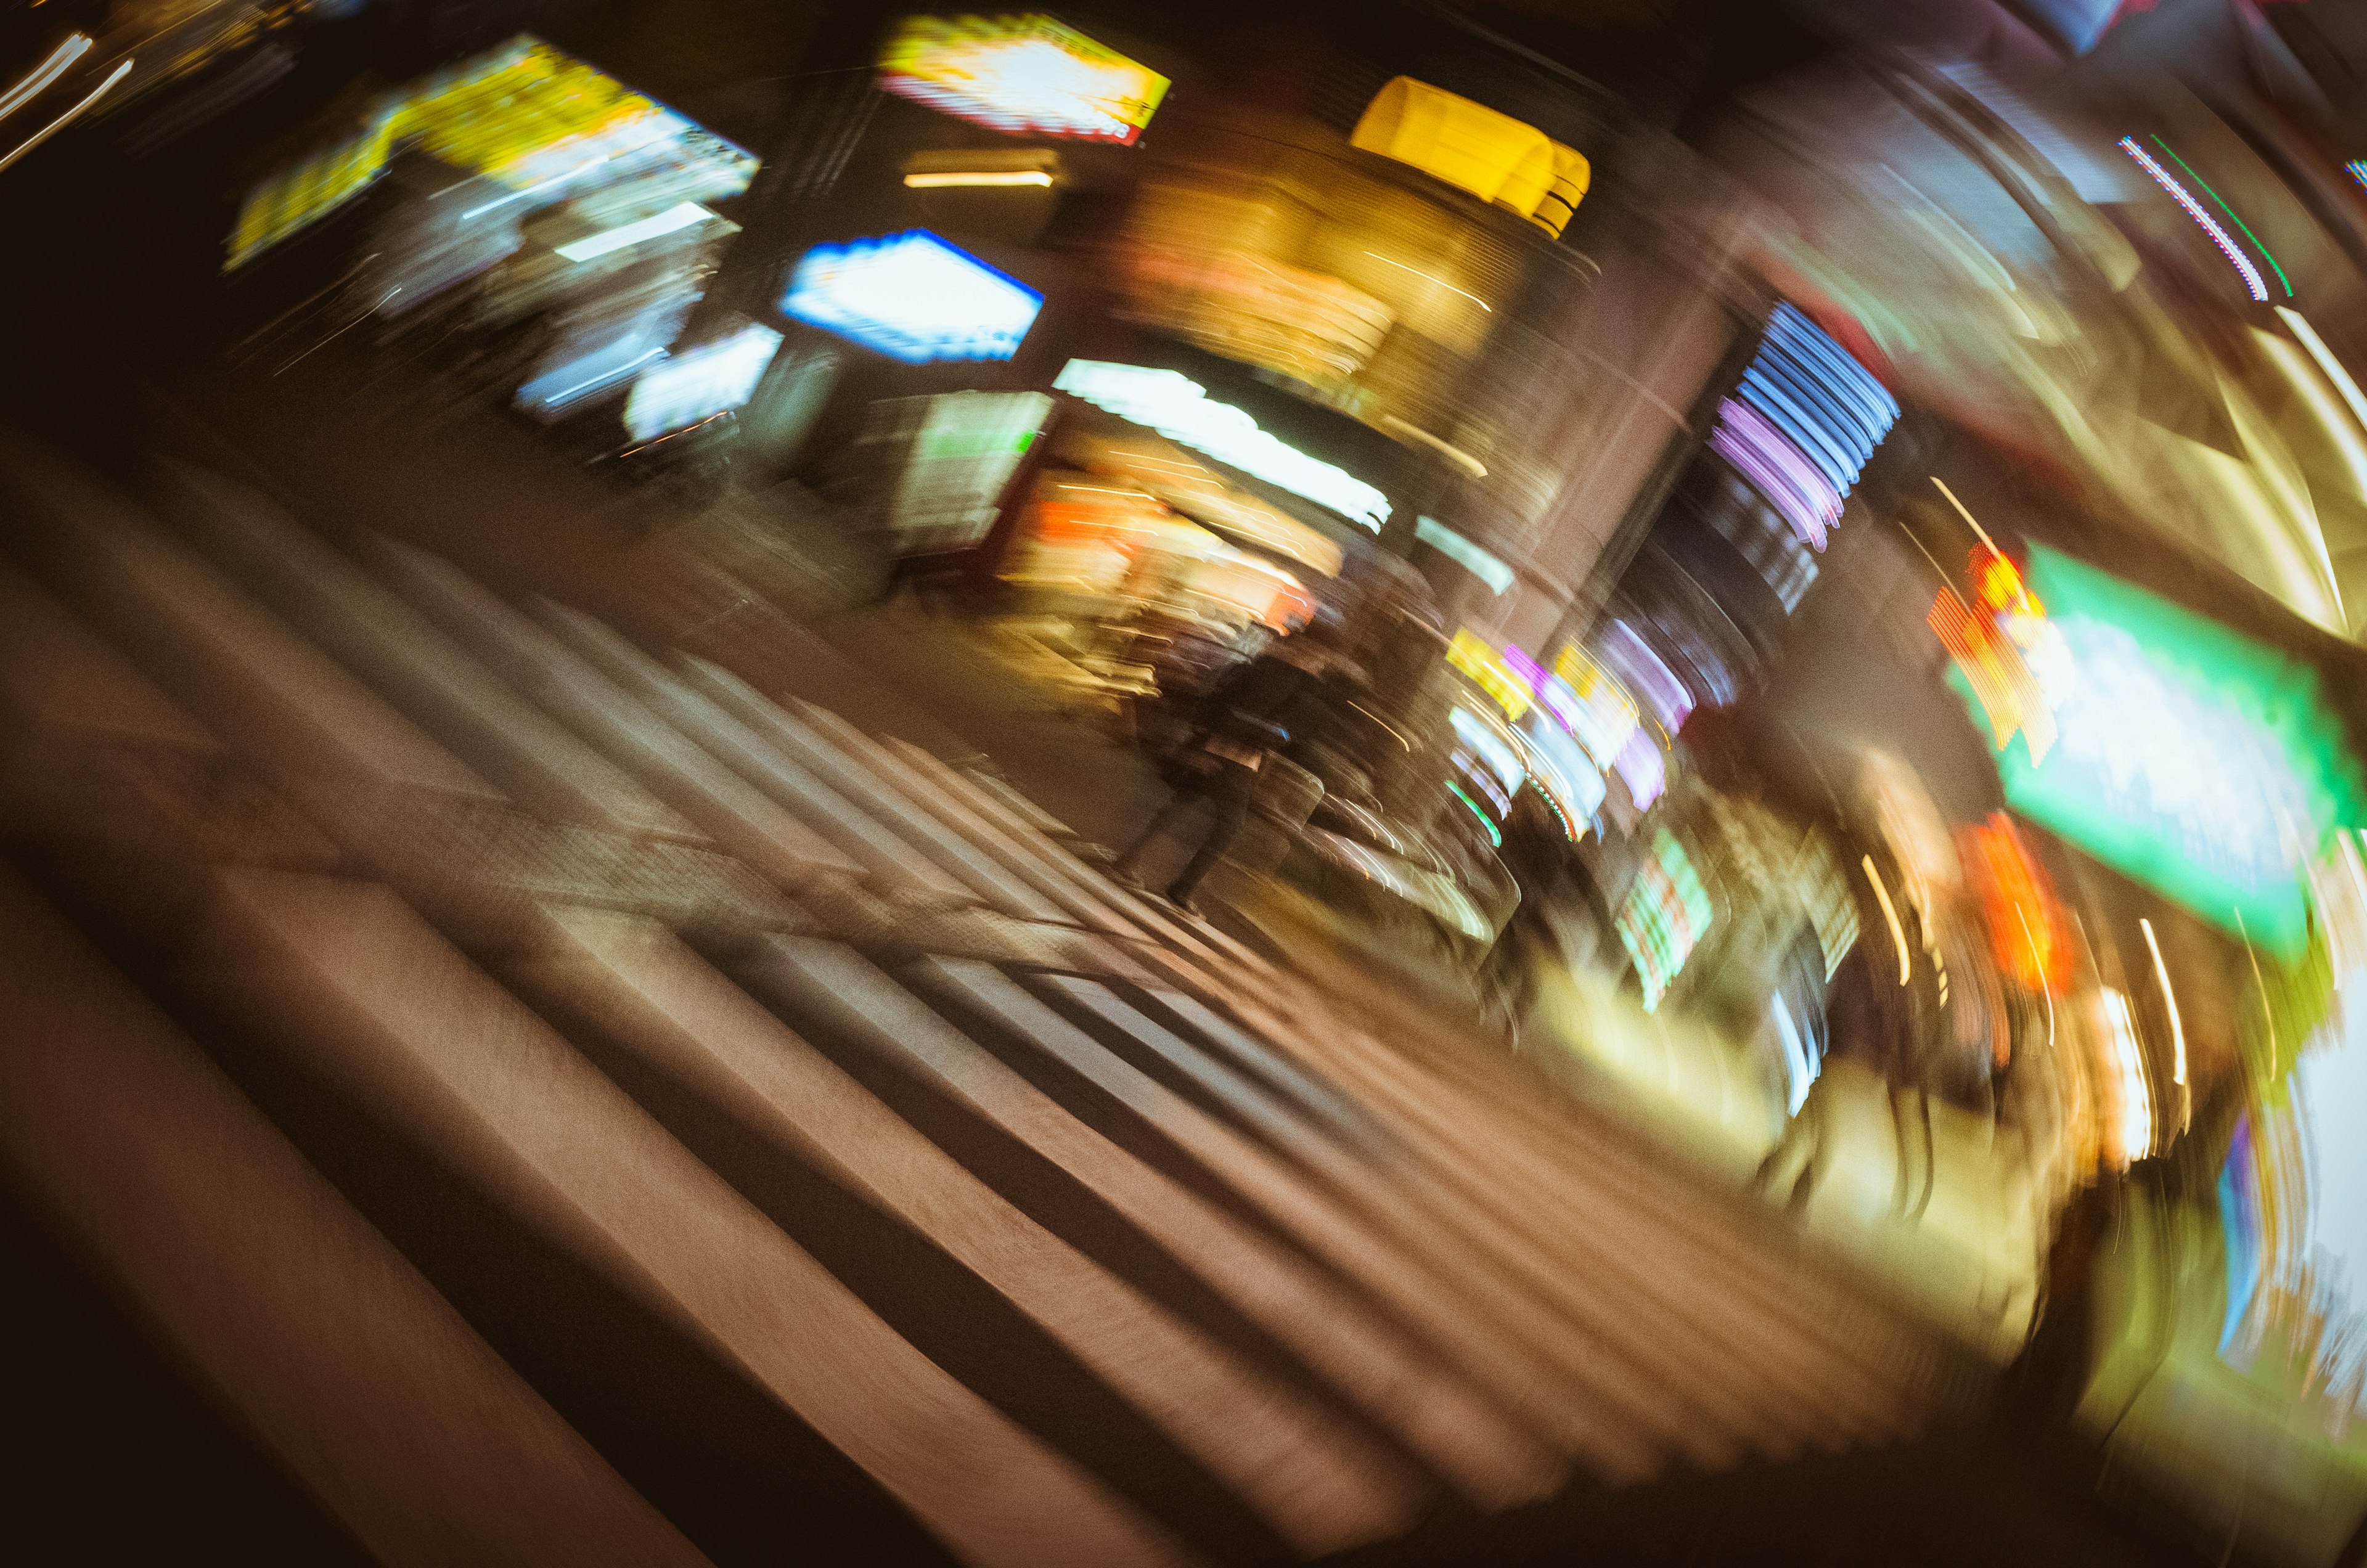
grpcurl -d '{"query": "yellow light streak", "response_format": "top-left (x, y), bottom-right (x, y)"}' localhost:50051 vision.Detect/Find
top-left (1864, 855), bottom-right (1910, 986)
top-left (904, 170), bottom-right (1055, 188)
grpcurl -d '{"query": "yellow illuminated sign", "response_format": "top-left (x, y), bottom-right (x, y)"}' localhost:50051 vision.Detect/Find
top-left (1447, 629), bottom-right (1533, 721)
top-left (1351, 78), bottom-right (1588, 238)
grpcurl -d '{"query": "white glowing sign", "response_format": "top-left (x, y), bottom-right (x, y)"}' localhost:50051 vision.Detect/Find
top-left (624, 322), bottom-right (783, 439)
top-left (1052, 360), bottom-right (1392, 530)
top-left (783, 231), bottom-right (1042, 363)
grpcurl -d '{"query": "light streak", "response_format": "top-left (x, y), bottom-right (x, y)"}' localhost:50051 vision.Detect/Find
top-left (555, 201), bottom-right (716, 261)
top-left (2138, 917), bottom-right (2185, 1084)
top-left (2014, 905), bottom-right (2054, 1048)
top-left (2150, 136), bottom-right (2291, 296)
top-left (1361, 251), bottom-right (1491, 310)
top-left (1864, 855), bottom-right (1911, 986)
top-left (0, 58), bottom-right (131, 177)
top-left (0, 33), bottom-right (90, 123)
top-left (904, 170), bottom-right (1053, 187)
top-left (2118, 136), bottom-right (2266, 302)
top-left (1931, 476), bottom-right (2006, 563)
top-left (2139, 915), bottom-right (2191, 1133)
top-left (2276, 307), bottom-right (2367, 438)
top-left (2235, 907), bottom-right (2278, 1073)
top-left (1348, 700), bottom-right (1410, 751)
top-left (1448, 782), bottom-right (1500, 845)
top-left (2101, 987), bottom-right (2154, 1164)
top-left (1377, 414), bottom-right (1487, 477)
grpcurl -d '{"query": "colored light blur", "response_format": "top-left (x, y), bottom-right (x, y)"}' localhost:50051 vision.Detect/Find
top-left (0, 57), bottom-right (130, 178)
top-left (1929, 545), bottom-right (2062, 767)
top-left (1349, 77), bottom-right (1589, 238)
top-left (2099, 986), bottom-right (2156, 1166)
top-left (1414, 517), bottom-right (1513, 594)
top-left (1863, 854), bottom-right (1911, 987)
top-left (227, 38), bottom-right (754, 271)
top-left (1709, 396), bottom-right (1840, 549)
top-left (877, 14), bottom-right (1168, 145)
top-left (624, 322), bottom-right (783, 441)
top-left (1449, 705), bottom-right (1526, 799)
top-left (1617, 828), bottom-right (1712, 1011)
top-left (1550, 643), bottom-right (1642, 772)
top-left (2146, 136), bottom-right (2291, 298)
top-left (1957, 812), bottom-right (2070, 1000)
top-left (1052, 361), bottom-right (1393, 529)
top-left (1519, 711), bottom-right (1605, 833)
top-left (783, 232), bottom-right (1042, 364)
top-left (903, 170), bottom-right (1055, 188)
top-left (2118, 136), bottom-right (2267, 303)
top-left (1595, 618), bottom-right (1691, 737)
top-left (555, 201), bottom-right (717, 263)
top-left (1446, 631), bottom-right (1534, 722)
top-left (1976, 545), bottom-right (2366, 958)
top-left (2220, 1111), bottom-right (2263, 1353)
top-left (1713, 304), bottom-right (1897, 548)
top-left (0, 33), bottom-right (91, 123)
top-left (1613, 727), bottom-right (1666, 811)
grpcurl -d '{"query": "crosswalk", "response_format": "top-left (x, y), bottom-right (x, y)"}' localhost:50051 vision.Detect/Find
top-left (0, 425), bottom-right (1977, 1564)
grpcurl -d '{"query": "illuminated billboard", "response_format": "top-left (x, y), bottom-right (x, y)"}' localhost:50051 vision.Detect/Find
top-left (1957, 544), bottom-right (2366, 957)
top-left (878, 14), bottom-right (1168, 144)
top-left (782, 231), bottom-right (1042, 364)
top-left (226, 36), bottom-right (757, 271)
top-left (1052, 360), bottom-right (1392, 529)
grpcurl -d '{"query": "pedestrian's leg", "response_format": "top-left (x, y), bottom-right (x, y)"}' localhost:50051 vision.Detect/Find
top-left (1166, 762), bottom-right (1254, 907)
top-left (1114, 786), bottom-right (1203, 879)
top-left (1910, 1087), bottom-right (1937, 1220)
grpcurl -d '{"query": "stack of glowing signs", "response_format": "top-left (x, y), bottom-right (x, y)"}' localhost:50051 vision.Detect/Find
top-left (1616, 828), bottom-right (1713, 1011)
top-left (1976, 545), bottom-right (2366, 959)
top-left (783, 231), bottom-right (1042, 364)
top-left (1549, 642), bottom-right (1641, 770)
top-left (1350, 77), bottom-right (1588, 238)
top-left (878, 14), bottom-right (1168, 144)
top-left (1708, 303), bottom-right (1897, 550)
top-left (624, 322), bottom-right (783, 440)
top-left (1519, 714), bottom-right (1603, 833)
top-left (1448, 706), bottom-right (1523, 839)
top-left (1053, 360), bottom-right (1392, 529)
top-left (1446, 630), bottom-right (1534, 722)
top-left (227, 36), bottom-right (757, 270)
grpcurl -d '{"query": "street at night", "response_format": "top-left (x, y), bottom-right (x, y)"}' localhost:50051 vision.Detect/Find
top-left (0, 1), bottom-right (2363, 1564)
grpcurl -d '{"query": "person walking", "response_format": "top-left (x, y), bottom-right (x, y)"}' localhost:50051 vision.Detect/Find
top-left (1479, 783), bottom-right (1573, 1045)
top-left (1113, 632), bottom-right (1331, 915)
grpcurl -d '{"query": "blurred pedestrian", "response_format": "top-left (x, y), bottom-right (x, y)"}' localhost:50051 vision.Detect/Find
top-left (1113, 631), bottom-right (1332, 915)
top-left (2003, 1167), bottom-right (2124, 1432)
top-left (1479, 783), bottom-right (1573, 1044)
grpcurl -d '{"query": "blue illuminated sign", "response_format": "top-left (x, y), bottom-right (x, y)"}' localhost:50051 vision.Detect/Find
top-left (781, 231), bottom-right (1042, 364)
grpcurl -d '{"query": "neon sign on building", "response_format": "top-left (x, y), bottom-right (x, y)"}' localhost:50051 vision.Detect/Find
top-left (1942, 542), bottom-right (2366, 957)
